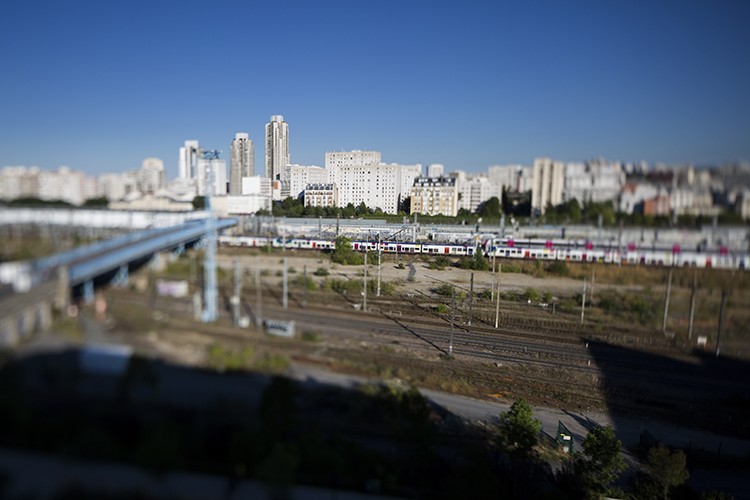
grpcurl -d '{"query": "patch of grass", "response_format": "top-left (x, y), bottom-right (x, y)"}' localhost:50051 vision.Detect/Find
top-left (301, 331), bottom-right (321, 342)
top-left (54, 317), bottom-right (83, 341)
top-left (313, 267), bottom-right (329, 277)
top-left (206, 344), bottom-right (254, 371)
top-left (252, 353), bottom-right (290, 373)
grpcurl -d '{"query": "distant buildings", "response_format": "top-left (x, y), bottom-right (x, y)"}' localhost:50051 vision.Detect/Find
top-left (178, 140), bottom-right (200, 182)
top-left (304, 183), bottom-right (338, 209)
top-left (324, 150), bottom-right (421, 214)
top-left (4, 111), bottom-right (749, 221)
top-left (229, 133), bottom-right (254, 195)
top-left (265, 115), bottom-right (289, 181)
top-left (410, 176), bottom-right (459, 217)
top-left (531, 157), bottom-right (565, 215)
top-left (136, 158), bottom-right (167, 194)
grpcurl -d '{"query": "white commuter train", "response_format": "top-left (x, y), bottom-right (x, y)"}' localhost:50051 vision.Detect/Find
top-left (218, 235), bottom-right (748, 270)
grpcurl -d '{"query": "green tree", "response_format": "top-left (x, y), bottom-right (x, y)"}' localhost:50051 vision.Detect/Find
top-left (646, 444), bottom-right (689, 500)
top-left (83, 196), bottom-right (109, 207)
top-left (497, 399), bottom-right (541, 457)
top-left (331, 236), bottom-right (364, 265)
top-left (192, 196), bottom-right (205, 210)
top-left (573, 425), bottom-right (626, 499)
top-left (478, 196), bottom-right (501, 217)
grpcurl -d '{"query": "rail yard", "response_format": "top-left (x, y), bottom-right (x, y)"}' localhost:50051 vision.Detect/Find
top-left (87, 246), bottom-right (750, 442)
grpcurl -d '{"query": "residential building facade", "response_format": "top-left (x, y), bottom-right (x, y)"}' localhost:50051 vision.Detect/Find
top-left (410, 176), bottom-right (458, 217)
top-left (265, 115), bottom-right (289, 181)
top-left (531, 157), bottom-right (565, 215)
top-left (178, 140), bottom-right (200, 182)
top-left (229, 133), bottom-right (254, 195)
top-left (304, 183), bottom-right (338, 209)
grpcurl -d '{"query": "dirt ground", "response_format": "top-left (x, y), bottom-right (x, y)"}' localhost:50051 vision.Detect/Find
top-left (216, 251), bottom-right (595, 298)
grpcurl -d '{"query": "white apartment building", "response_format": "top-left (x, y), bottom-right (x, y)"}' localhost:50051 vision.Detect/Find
top-left (241, 176), bottom-right (272, 197)
top-left (452, 171), bottom-right (494, 213)
top-left (333, 163), bottom-right (399, 213)
top-left (304, 183), bottom-right (338, 209)
top-left (178, 140), bottom-right (200, 181)
top-left (427, 164), bottom-right (444, 178)
top-left (285, 164), bottom-right (328, 199)
top-left (325, 150), bottom-right (381, 169)
top-left (323, 150), bottom-right (419, 213)
top-left (229, 132), bottom-right (254, 195)
top-left (410, 176), bottom-right (458, 217)
top-left (137, 157), bottom-right (166, 194)
top-left (399, 164), bottom-right (422, 205)
top-left (531, 157), bottom-right (565, 215)
top-left (99, 172), bottom-right (138, 201)
top-left (488, 164), bottom-right (533, 194)
top-left (37, 167), bottom-right (86, 205)
top-left (212, 195), bottom-right (271, 216)
top-left (0, 166), bottom-right (40, 201)
top-left (265, 115), bottom-right (290, 181)
top-left (563, 160), bottom-right (623, 205)
top-left (670, 187), bottom-right (714, 216)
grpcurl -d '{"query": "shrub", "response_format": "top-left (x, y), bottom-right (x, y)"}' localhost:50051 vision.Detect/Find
top-left (546, 261), bottom-right (569, 277)
top-left (313, 267), bottom-right (329, 277)
top-left (428, 256), bottom-right (452, 270)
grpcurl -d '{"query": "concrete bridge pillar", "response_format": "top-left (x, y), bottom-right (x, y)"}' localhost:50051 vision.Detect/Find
top-left (56, 266), bottom-right (70, 313)
top-left (82, 279), bottom-right (94, 305)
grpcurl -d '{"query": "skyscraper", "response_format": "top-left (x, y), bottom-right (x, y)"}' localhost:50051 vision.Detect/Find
top-left (229, 133), bottom-right (254, 195)
top-left (179, 140), bottom-right (200, 181)
top-left (265, 115), bottom-right (290, 181)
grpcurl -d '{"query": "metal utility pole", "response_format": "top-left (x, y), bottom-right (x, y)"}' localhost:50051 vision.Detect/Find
top-left (201, 149), bottom-right (221, 323)
top-left (491, 254), bottom-right (496, 301)
top-left (688, 270), bottom-right (697, 340)
top-left (449, 286), bottom-right (455, 356)
top-left (581, 278), bottom-right (587, 325)
top-left (363, 249), bottom-right (368, 311)
top-left (716, 288), bottom-right (727, 357)
top-left (377, 237), bottom-right (382, 297)
top-left (232, 258), bottom-right (241, 327)
top-left (282, 256), bottom-right (288, 310)
top-left (662, 267), bottom-right (673, 335)
top-left (494, 264), bottom-right (501, 328)
top-left (303, 265), bottom-right (308, 308)
top-left (255, 263), bottom-right (262, 328)
top-left (468, 272), bottom-right (474, 327)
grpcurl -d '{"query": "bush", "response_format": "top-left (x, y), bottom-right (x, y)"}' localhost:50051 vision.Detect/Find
top-left (546, 261), bottom-right (569, 277)
top-left (428, 256), bottom-right (452, 270)
top-left (523, 288), bottom-right (541, 303)
top-left (206, 344), bottom-right (254, 371)
top-left (313, 267), bottom-right (329, 277)
top-left (455, 252), bottom-right (489, 271)
top-left (331, 236), bottom-right (364, 265)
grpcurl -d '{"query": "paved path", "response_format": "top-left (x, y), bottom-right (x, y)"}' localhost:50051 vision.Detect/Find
top-left (289, 363), bottom-right (750, 459)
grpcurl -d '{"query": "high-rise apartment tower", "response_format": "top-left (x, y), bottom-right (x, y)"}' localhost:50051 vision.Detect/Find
top-left (265, 115), bottom-right (290, 181)
top-left (179, 140), bottom-right (200, 181)
top-left (229, 132), bottom-right (254, 195)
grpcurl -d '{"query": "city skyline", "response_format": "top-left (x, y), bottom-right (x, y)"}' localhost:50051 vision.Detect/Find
top-left (1, 1), bottom-right (749, 179)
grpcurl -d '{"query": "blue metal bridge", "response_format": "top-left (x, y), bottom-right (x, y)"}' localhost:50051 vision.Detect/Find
top-left (31, 217), bottom-right (237, 300)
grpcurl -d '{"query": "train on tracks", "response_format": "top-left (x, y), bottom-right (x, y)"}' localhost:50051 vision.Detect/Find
top-left (218, 235), bottom-right (748, 270)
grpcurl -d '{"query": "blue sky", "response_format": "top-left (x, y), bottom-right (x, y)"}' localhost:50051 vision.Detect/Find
top-left (1, 0), bottom-right (749, 179)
